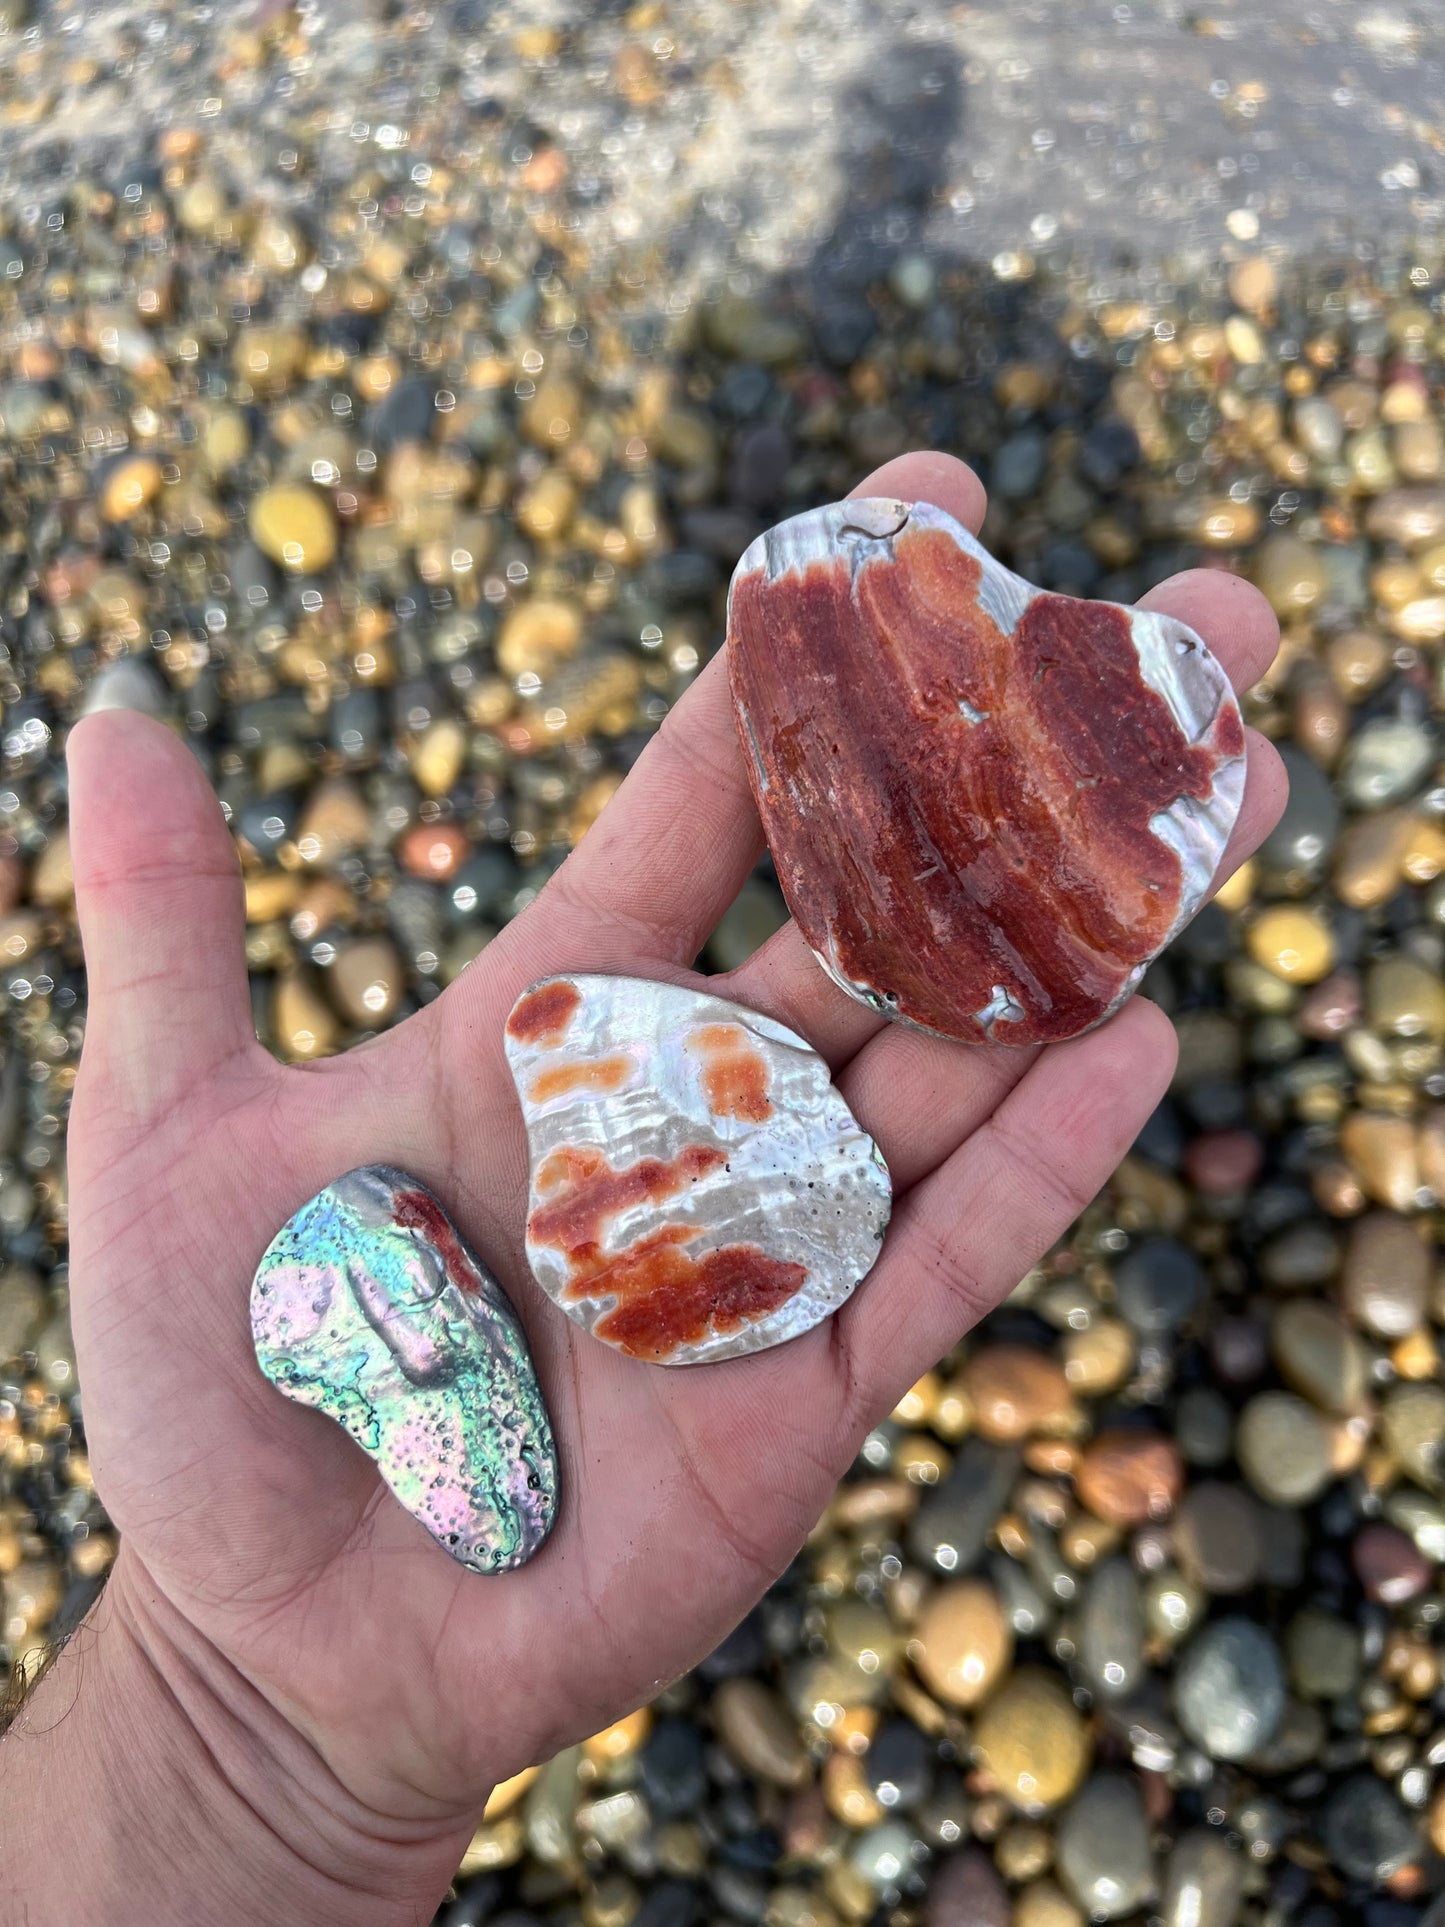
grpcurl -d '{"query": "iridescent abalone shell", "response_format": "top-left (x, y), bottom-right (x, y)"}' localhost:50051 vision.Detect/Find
top-left (504, 974), bottom-right (891, 1365)
top-left (250, 1165), bottom-right (557, 1572)
top-left (727, 498), bottom-right (1247, 1045)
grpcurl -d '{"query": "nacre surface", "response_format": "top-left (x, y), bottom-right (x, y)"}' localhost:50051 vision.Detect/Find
top-left (251, 1164), bottom-right (557, 1572)
top-left (504, 974), bottom-right (891, 1365)
top-left (727, 497), bottom-right (1247, 1045)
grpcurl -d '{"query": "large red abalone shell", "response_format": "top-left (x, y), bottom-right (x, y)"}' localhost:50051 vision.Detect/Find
top-left (727, 498), bottom-right (1246, 1046)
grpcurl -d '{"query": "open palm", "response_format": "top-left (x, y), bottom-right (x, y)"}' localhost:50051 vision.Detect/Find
top-left (66, 454), bottom-right (1285, 1880)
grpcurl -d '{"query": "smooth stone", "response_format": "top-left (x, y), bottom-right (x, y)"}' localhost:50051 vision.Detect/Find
top-left (1352, 1523), bottom-right (1435, 1605)
top-left (973, 1669), bottom-right (1090, 1811)
top-left (728, 499), bottom-right (1245, 1045)
top-left (1365, 487), bottom-right (1445, 548)
top-left (330, 937), bottom-right (405, 1027)
top-left (1247, 905), bottom-right (1335, 984)
top-left (250, 485), bottom-right (338, 574)
top-left (850, 1819), bottom-right (916, 1892)
top-left (1323, 1775), bottom-right (1419, 1883)
top-left (1174, 1617), bottom-right (1286, 1760)
top-left (1285, 1608), bottom-right (1360, 1700)
top-left (712, 1679), bottom-right (808, 1790)
top-left (923, 1848), bottom-right (1007, 1927)
top-left (1340, 717), bottom-right (1436, 810)
top-left (1160, 1829), bottom-right (1245, 1927)
top-left (1013, 1882), bottom-right (1085, 1927)
top-left (863, 1719), bottom-right (933, 1813)
top-left (1077, 1557), bottom-right (1145, 1700)
top-left (1386, 1487), bottom-right (1445, 1561)
top-left (911, 1578), bottom-right (1012, 1707)
top-left (250, 1166), bottom-right (557, 1572)
top-left (504, 975), bottom-right (890, 1364)
top-left (640, 1718), bottom-right (708, 1819)
top-left (1113, 1237), bottom-right (1203, 1335)
top-left (1368, 956), bottom-right (1445, 1041)
top-left (1341, 1114), bottom-right (1421, 1214)
top-left (958, 1345), bottom-right (1071, 1441)
top-left (1343, 1213), bottom-right (1430, 1337)
top-left (1075, 1430), bottom-right (1183, 1526)
top-left (1382, 1382), bottom-right (1445, 1486)
top-left (1254, 533), bottom-right (1330, 618)
top-left (1272, 1300), bottom-right (1368, 1414)
top-left (1294, 397), bottom-right (1346, 461)
top-left (1056, 1774), bottom-right (1153, 1921)
top-left (0, 1263), bottom-right (44, 1359)
top-left (909, 1440), bottom-right (1020, 1573)
top-left (1174, 1386), bottom-right (1235, 1468)
top-left (1174, 1482), bottom-right (1263, 1594)
top-left (1236, 1391), bottom-right (1333, 1505)
top-left (1260, 747), bottom-right (1340, 879)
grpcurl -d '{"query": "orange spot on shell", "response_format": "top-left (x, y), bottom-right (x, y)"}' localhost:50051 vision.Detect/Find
top-left (686, 1023), bottom-right (773, 1123)
top-left (507, 980), bottom-right (582, 1045)
top-left (528, 1142), bottom-right (806, 1359)
top-left (529, 1055), bottom-right (633, 1103)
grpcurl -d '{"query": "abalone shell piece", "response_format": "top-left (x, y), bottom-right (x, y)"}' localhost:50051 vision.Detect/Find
top-left (504, 974), bottom-right (891, 1366)
top-left (727, 497), bottom-right (1247, 1045)
top-left (250, 1165), bottom-right (557, 1573)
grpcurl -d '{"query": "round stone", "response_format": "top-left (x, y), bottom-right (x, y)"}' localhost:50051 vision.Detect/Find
top-left (1352, 1523), bottom-right (1435, 1605)
top-left (1272, 1300), bottom-right (1368, 1414)
top-left (1246, 906), bottom-right (1335, 984)
top-left (1014, 1882), bottom-right (1085, 1927)
top-left (923, 1848), bottom-right (1007, 1927)
top-left (959, 1345), bottom-right (1072, 1442)
top-left (1174, 1386), bottom-right (1235, 1468)
top-left (849, 1819), bottom-right (916, 1892)
top-left (1159, 1829), bottom-right (1245, 1927)
top-left (1056, 1774), bottom-right (1154, 1921)
top-left (973, 1670), bottom-right (1090, 1812)
top-left (911, 1580), bottom-right (1012, 1708)
top-left (1323, 1774), bottom-right (1419, 1883)
top-left (1235, 1391), bottom-right (1333, 1505)
top-left (100, 454), bottom-right (164, 522)
top-left (1075, 1430), bottom-right (1183, 1526)
top-left (1253, 532), bottom-right (1329, 618)
top-left (1285, 1608), bottom-right (1360, 1700)
top-left (711, 1679), bottom-right (809, 1789)
top-left (1174, 1482), bottom-right (1263, 1594)
top-left (1339, 717), bottom-right (1435, 810)
top-left (1382, 1382), bottom-right (1445, 1486)
top-left (1367, 955), bottom-right (1445, 1041)
top-left (1077, 1557), bottom-right (1144, 1700)
top-left (1113, 1238), bottom-right (1204, 1336)
top-left (1340, 1210), bottom-right (1433, 1333)
top-left (1174, 1617), bottom-right (1286, 1760)
top-left (1260, 748), bottom-right (1340, 879)
top-left (250, 485), bottom-right (338, 573)
top-left (330, 937), bottom-right (405, 1027)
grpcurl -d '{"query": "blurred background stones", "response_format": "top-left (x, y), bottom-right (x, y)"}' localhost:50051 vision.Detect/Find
top-left (3, 1), bottom-right (1445, 1922)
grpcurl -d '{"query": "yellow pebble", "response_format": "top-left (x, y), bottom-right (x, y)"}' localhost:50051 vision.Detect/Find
top-left (482, 1764), bottom-right (539, 1820)
top-left (250, 485), bottom-right (338, 574)
top-left (101, 455), bottom-right (163, 522)
top-left (1213, 858), bottom-right (1255, 913)
top-left (582, 1707), bottom-right (651, 1765)
top-left (1247, 905), bottom-right (1335, 984)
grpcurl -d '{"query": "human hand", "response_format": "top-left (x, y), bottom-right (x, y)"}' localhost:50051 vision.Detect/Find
top-left (12, 452), bottom-right (1286, 1924)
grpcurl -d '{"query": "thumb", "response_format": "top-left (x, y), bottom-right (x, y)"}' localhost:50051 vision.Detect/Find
top-left (68, 710), bottom-right (255, 1121)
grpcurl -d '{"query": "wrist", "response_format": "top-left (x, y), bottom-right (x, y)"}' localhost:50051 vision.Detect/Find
top-left (2, 1545), bottom-right (474, 1927)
